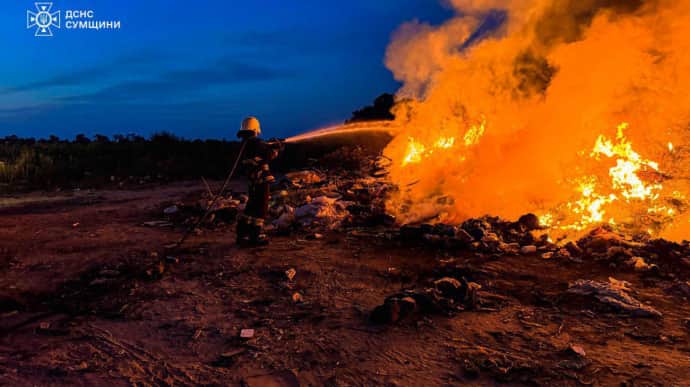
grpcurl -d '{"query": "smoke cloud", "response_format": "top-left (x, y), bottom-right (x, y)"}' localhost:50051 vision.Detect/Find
top-left (383, 0), bottom-right (690, 240)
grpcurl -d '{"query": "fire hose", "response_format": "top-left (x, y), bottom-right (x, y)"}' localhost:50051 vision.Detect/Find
top-left (170, 139), bottom-right (248, 250)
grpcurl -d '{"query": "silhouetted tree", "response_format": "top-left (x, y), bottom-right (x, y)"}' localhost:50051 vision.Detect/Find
top-left (347, 93), bottom-right (395, 123)
top-left (75, 134), bottom-right (91, 144)
top-left (150, 131), bottom-right (179, 143)
top-left (3, 135), bottom-right (19, 144)
top-left (94, 134), bottom-right (110, 143)
top-left (126, 134), bottom-right (145, 142)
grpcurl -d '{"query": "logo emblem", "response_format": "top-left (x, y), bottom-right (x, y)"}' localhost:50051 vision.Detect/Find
top-left (27, 2), bottom-right (60, 37)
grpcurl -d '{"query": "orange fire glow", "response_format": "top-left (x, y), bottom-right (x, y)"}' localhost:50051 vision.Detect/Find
top-left (382, 0), bottom-right (690, 240)
top-left (538, 123), bottom-right (673, 233)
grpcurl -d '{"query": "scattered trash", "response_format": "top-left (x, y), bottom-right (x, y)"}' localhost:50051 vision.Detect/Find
top-left (521, 245), bottom-right (537, 254)
top-left (294, 196), bottom-right (352, 230)
top-left (370, 294), bottom-right (419, 324)
top-left (568, 344), bottom-right (587, 357)
top-left (499, 242), bottom-right (521, 254)
top-left (165, 256), bottom-right (179, 264)
top-left (143, 220), bottom-right (174, 228)
top-left (292, 292), bottom-right (303, 303)
top-left (163, 205), bottom-right (179, 215)
top-left (145, 261), bottom-right (166, 278)
top-left (578, 226), bottom-right (636, 253)
top-left (556, 248), bottom-right (571, 259)
top-left (270, 192), bottom-right (295, 231)
top-left (567, 277), bottom-right (661, 317)
top-left (607, 246), bottom-right (633, 260)
top-left (371, 276), bottom-right (481, 324)
top-left (193, 329), bottom-right (203, 340)
top-left (435, 277), bottom-right (464, 299)
top-left (284, 170), bottom-right (322, 186)
top-left (240, 328), bottom-right (255, 339)
top-left (517, 213), bottom-right (541, 231)
top-left (627, 256), bottom-right (657, 272)
top-left (68, 361), bottom-right (89, 372)
top-left (564, 241), bottom-right (583, 257)
top-left (455, 228), bottom-right (475, 243)
top-left (462, 218), bottom-right (491, 240)
top-left (273, 211), bottom-right (296, 231)
top-left (285, 268), bottom-right (296, 281)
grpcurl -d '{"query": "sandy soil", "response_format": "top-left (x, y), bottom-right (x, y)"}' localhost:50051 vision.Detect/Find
top-left (1, 182), bottom-right (689, 386)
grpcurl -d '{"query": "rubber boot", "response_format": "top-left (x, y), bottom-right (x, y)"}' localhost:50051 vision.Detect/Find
top-left (248, 222), bottom-right (269, 246)
top-left (236, 218), bottom-right (250, 245)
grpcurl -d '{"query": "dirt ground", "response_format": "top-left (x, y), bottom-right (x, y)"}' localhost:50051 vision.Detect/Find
top-left (1, 182), bottom-right (689, 386)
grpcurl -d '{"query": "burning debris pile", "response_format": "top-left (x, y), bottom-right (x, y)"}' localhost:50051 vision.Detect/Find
top-left (152, 141), bottom-right (688, 271)
top-left (379, 0), bottom-right (690, 242)
top-left (153, 153), bottom-right (689, 327)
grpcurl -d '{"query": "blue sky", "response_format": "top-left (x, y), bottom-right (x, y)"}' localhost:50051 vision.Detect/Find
top-left (0, 0), bottom-right (452, 139)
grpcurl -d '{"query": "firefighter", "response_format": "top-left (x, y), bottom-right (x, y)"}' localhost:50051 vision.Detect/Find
top-left (235, 116), bottom-right (282, 246)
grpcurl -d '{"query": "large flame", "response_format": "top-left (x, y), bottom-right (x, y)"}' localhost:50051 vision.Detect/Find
top-left (383, 0), bottom-right (690, 240)
top-left (539, 122), bottom-right (678, 234)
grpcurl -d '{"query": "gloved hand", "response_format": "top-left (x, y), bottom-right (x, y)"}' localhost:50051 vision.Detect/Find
top-left (267, 138), bottom-right (286, 152)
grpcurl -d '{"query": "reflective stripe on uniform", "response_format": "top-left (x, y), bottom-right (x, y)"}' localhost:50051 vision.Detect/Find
top-left (238, 214), bottom-right (264, 226)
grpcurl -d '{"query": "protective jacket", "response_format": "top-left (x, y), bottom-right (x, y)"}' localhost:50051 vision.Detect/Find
top-left (236, 137), bottom-right (281, 244)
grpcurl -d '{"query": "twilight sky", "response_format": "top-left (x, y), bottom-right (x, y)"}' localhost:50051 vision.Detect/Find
top-left (0, 0), bottom-right (452, 139)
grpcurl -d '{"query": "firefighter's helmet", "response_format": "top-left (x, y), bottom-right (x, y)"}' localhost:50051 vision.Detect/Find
top-left (237, 116), bottom-right (261, 139)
